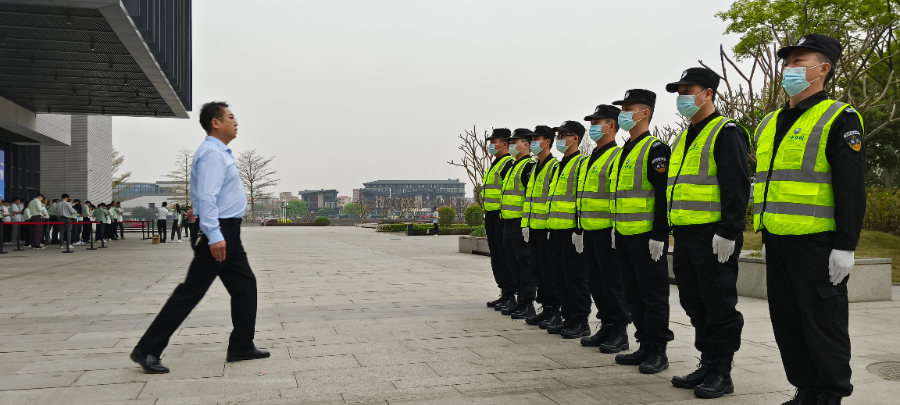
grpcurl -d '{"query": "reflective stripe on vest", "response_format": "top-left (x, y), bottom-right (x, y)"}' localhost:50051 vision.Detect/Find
top-left (481, 156), bottom-right (514, 211)
top-left (610, 136), bottom-right (657, 235)
top-left (522, 158), bottom-right (559, 229)
top-left (666, 116), bottom-right (730, 226)
top-left (577, 147), bottom-right (621, 230)
top-left (500, 157), bottom-right (533, 219)
top-left (548, 154), bottom-right (586, 230)
top-left (752, 100), bottom-right (862, 235)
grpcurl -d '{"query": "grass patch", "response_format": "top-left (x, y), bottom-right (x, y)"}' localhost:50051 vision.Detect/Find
top-left (742, 230), bottom-right (900, 282)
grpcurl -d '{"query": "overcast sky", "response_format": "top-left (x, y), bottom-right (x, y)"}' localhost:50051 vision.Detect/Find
top-left (112, 0), bottom-right (742, 198)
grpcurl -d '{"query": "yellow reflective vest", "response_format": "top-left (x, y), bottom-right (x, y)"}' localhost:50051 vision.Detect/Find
top-left (577, 146), bottom-right (621, 231)
top-left (610, 136), bottom-right (658, 235)
top-left (548, 154), bottom-right (586, 230)
top-left (481, 155), bottom-right (514, 212)
top-left (500, 157), bottom-right (533, 220)
top-left (522, 157), bottom-right (559, 229)
top-left (753, 100), bottom-right (862, 235)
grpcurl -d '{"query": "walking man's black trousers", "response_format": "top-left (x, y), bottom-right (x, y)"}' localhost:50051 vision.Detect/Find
top-left (137, 219), bottom-right (258, 357)
top-left (157, 219), bottom-right (167, 243)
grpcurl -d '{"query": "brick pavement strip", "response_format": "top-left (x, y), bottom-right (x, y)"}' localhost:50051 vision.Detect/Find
top-left (0, 227), bottom-right (898, 404)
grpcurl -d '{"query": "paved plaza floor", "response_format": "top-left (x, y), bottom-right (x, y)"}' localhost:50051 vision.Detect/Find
top-left (0, 227), bottom-right (898, 404)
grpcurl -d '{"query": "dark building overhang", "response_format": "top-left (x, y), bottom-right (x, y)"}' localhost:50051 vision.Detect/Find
top-left (0, 0), bottom-right (191, 118)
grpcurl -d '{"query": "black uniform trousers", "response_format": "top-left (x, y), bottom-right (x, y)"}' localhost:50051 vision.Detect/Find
top-left (672, 224), bottom-right (744, 359)
top-left (615, 231), bottom-right (674, 343)
top-left (584, 229), bottom-right (630, 325)
top-left (484, 210), bottom-right (515, 296)
top-left (764, 230), bottom-right (852, 397)
top-left (137, 219), bottom-right (258, 357)
top-left (529, 229), bottom-right (558, 308)
top-left (157, 219), bottom-right (167, 243)
top-left (502, 220), bottom-right (534, 300)
top-left (547, 229), bottom-right (591, 323)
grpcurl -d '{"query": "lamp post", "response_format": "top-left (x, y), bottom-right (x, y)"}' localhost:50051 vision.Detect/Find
top-left (281, 199), bottom-right (286, 222)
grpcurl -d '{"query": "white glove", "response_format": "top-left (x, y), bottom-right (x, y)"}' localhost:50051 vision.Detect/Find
top-left (712, 234), bottom-right (736, 264)
top-left (611, 228), bottom-right (616, 249)
top-left (761, 244), bottom-right (766, 261)
top-left (649, 239), bottom-right (664, 262)
top-left (522, 227), bottom-right (529, 243)
top-left (828, 249), bottom-right (854, 286)
top-left (573, 232), bottom-right (584, 254)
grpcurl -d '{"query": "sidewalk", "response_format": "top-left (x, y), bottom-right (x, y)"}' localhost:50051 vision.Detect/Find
top-left (0, 227), bottom-right (897, 404)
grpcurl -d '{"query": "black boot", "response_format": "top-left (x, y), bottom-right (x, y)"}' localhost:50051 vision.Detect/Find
top-left (782, 387), bottom-right (819, 405)
top-left (546, 317), bottom-right (567, 334)
top-left (637, 342), bottom-right (669, 374)
top-left (672, 354), bottom-right (714, 389)
top-left (500, 299), bottom-right (520, 315)
top-left (599, 324), bottom-right (629, 354)
top-left (540, 311), bottom-right (563, 330)
top-left (693, 358), bottom-right (734, 398)
top-left (487, 294), bottom-right (504, 307)
top-left (495, 295), bottom-right (516, 312)
top-left (561, 320), bottom-right (591, 339)
top-left (614, 341), bottom-right (650, 365)
top-left (816, 393), bottom-right (842, 405)
top-left (580, 323), bottom-right (611, 347)
top-left (511, 300), bottom-right (535, 320)
top-left (525, 306), bottom-right (554, 326)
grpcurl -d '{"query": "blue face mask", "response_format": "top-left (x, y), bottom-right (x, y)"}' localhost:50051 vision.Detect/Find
top-left (509, 144), bottom-right (521, 158)
top-left (487, 143), bottom-right (499, 156)
top-left (588, 123), bottom-right (611, 141)
top-left (618, 111), bottom-right (644, 131)
top-left (782, 63), bottom-right (824, 97)
top-left (530, 140), bottom-right (544, 154)
top-left (556, 139), bottom-right (570, 153)
top-left (676, 90), bottom-right (709, 118)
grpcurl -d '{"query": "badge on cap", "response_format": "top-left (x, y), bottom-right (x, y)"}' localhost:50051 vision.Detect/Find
top-left (681, 70), bottom-right (688, 79)
top-left (798, 36), bottom-right (807, 45)
top-left (595, 106), bottom-right (601, 113)
top-left (625, 91), bottom-right (631, 99)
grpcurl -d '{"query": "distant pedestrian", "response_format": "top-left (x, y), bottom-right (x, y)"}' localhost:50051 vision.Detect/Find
top-left (1, 197), bottom-right (11, 244)
top-left (26, 195), bottom-right (45, 249)
top-left (94, 203), bottom-right (109, 242)
top-left (170, 203), bottom-right (183, 243)
top-left (8, 196), bottom-right (22, 245)
top-left (114, 202), bottom-right (126, 239)
top-left (132, 101), bottom-right (268, 374)
top-left (48, 199), bottom-right (60, 244)
top-left (71, 200), bottom-right (83, 245)
top-left (156, 202), bottom-right (169, 243)
top-left (432, 207), bottom-right (439, 236)
top-left (81, 201), bottom-right (93, 243)
top-left (56, 194), bottom-right (76, 249)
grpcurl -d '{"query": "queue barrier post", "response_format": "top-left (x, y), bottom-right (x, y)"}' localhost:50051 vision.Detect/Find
top-left (86, 222), bottom-right (97, 251)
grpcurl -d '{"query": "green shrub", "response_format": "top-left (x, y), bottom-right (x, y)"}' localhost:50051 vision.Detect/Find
top-left (438, 207), bottom-right (455, 228)
top-left (464, 204), bottom-right (483, 226)
top-left (314, 216), bottom-right (330, 225)
top-left (469, 225), bottom-right (486, 237)
top-left (376, 223), bottom-right (407, 232)
top-left (864, 188), bottom-right (900, 234)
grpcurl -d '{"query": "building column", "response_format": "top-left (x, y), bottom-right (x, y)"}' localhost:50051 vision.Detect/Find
top-left (40, 115), bottom-right (113, 202)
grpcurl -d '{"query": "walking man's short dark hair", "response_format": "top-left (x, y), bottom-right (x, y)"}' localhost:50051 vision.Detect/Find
top-left (199, 101), bottom-right (230, 133)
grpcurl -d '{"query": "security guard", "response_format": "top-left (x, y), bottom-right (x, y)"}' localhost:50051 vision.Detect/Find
top-left (499, 128), bottom-right (537, 318)
top-left (482, 128), bottom-right (517, 311)
top-left (665, 67), bottom-right (749, 399)
top-left (575, 105), bottom-right (631, 352)
top-left (521, 126), bottom-right (561, 327)
top-left (755, 34), bottom-right (864, 405)
top-left (546, 121), bottom-right (591, 339)
top-left (609, 89), bottom-right (673, 374)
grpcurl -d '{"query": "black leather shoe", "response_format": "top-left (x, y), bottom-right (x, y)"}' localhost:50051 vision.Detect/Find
top-left (560, 321), bottom-right (591, 339)
top-left (546, 316), bottom-right (567, 334)
top-left (487, 295), bottom-right (504, 307)
top-left (226, 347), bottom-right (271, 362)
top-left (130, 347), bottom-right (169, 374)
top-left (782, 388), bottom-right (819, 405)
top-left (816, 393), bottom-right (842, 405)
top-left (510, 301), bottom-right (535, 320)
top-left (500, 298), bottom-right (521, 315)
top-left (539, 311), bottom-right (562, 329)
top-left (580, 323), bottom-right (610, 347)
top-left (638, 342), bottom-right (668, 374)
top-left (525, 306), bottom-right (554, 326)
top-left (693, 370), bottom-right (734, 398)
top-left (495, 295), bottom-right (516, 312)
top-left (672, 357), bottom-right (714, 389)
top-left (615, 341), bottom-right (650, 365)
top-left (599, 324), bottom-right (629, 353)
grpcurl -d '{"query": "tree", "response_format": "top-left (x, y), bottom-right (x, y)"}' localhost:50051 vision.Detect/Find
top-left (318, 207), bottom-right (336, 217)
top-left (446, 197), bottom-right (469, 223)
top-left (394, 197), bottom-right (422, 220)
top-left (167, 148), bottom-right (192, 206)
top-left (286, 200), bottom-right (308, 218)
top-left (237, 149), bottom-right (280, 224)
top-left (447, 126), bottom-right (492, 206)
top-left (344, 202), bottom-right (370, 222)
top-left (357, 196), bottom-right (377, 222)
top-left (111, 147), bottom-right (133, 200)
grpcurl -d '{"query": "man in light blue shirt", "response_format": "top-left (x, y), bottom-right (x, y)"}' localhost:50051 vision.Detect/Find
top-left (132, 101), bottom-right (268, 374)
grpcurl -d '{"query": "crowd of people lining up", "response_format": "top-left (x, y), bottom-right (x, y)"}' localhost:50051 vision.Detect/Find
top-left (0, 194), bottom-right (197, 249)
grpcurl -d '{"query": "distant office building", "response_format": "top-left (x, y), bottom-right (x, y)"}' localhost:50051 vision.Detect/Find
top-left (298, 189), bottom-right (339, 211)
top-left (279, 192), bottom-right (299, 202)
top-left (352, 189), bottom-right (361, 202)
top-left (337, 196), bottom-right (351, 207)
top-left (359, 179), bottom-right (465, 207)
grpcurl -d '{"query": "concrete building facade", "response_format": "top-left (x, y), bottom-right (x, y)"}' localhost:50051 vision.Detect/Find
top-left (359, 179), bottom-right (466, 207)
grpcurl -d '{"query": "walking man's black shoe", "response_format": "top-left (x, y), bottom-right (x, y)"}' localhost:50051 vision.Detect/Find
top-left (615, 341), bottom-right (650, 365)
top-left (782, 387), bottom-right (819, 405)
top-left (560, 321), bottom-right (591, 339)
top-left (672, 357), bottom-right (714, 389)
top-left (580, 323), bottom-right (611, 347)
top-left (599, 324), bottom-right (629, 353)
top-left (815, 392), bottom-right (842, 405)
top-left (226, 347), bottom-right (270, 362)
top-left (510, 300), bottom-right (535, 320)
top-left (525, 306), bottom-right (554, 326)
top-left (130, 347), bottom-right (169, 374)
top-left (637, 342), bottom-right (669, 374)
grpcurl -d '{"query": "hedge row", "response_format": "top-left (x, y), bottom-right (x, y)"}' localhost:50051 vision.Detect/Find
top-left (376, 223), bottom-right (482, 236)
top-left (864, 188), bottom-right (900, 234)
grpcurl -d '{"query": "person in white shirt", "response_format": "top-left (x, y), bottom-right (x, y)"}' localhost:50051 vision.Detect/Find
top-left (9, 197), bottom-right (23, 245)
top-left (115, 202), bottom-right (126, 240)
top-left (157, 202), bottom-right (169, 243)
top-left (1, 197), bottom-right (11, 244)
top-left (432, 207), bottom-right (440, 236)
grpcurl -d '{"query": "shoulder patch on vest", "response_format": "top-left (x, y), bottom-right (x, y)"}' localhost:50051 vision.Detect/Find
top-left (843, 130), bottom-right (862, 152)
top-left (652, 156), bottom-right (667, 173)
top-left (725, 122), bottom-right (736, 128)
top-left (844, 107), bottom-right (857, 114)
